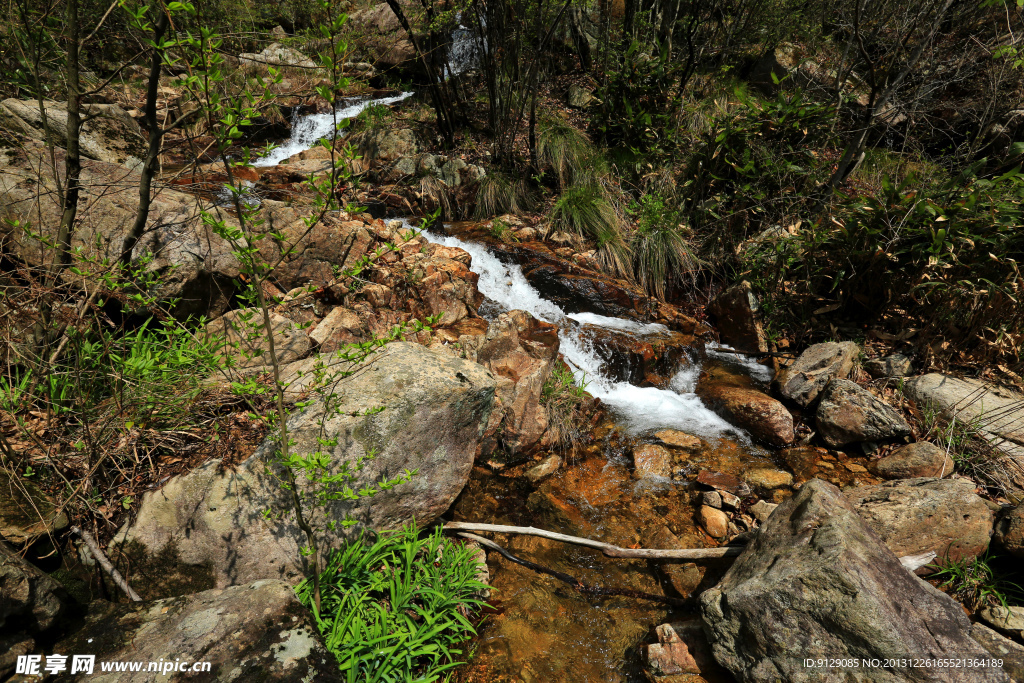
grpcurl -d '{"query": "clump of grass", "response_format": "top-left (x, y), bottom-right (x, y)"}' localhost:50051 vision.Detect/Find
top-left (548, 183), bottom-right (631, 275)
top-left (488, 217), bottom-right (519, 243)
top-left (474, 172), bottom-right (533, 218)
top-left (297, 524), bottom-right (489, 682)
top-left (541, 361), bottom-right (591, 453)
top-left (929, 551), bottom-right (1024, 612)
top-left (628, 193), bottom-right (700, 300)
top-left (537, 119), bottom-right (595, 188)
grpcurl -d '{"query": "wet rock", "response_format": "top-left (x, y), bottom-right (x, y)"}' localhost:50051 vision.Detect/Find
top-left (707, 281), bottom-right (767, 354)
top-left (1, 99), bottom-right (147, 170)
top-left (239, 42), bottom-right (317, 68)
top-left (844, 477), bottom-right (994, 563)
top-left (0, 471), bottom-right (68, 544)
top-left (114, 342), bottom-right (495, 592)
top-left (56, 579), bottom-right (337, 682)
top-left (743, 468), bottom-right (793, 492)
top-left (749, 500), bottom-right (778, 523)
top-left (0, 139), bottom-right (240, 317)
top-left (1, 541), bottom-right (68, 634)
top-left (578, 325), bottom-right (696, 388)
top-left (979, 605), bottom-right (1024, 636)
top-left (772, 341), bottom-right (859, 407)
top-left (698, 505), bottom-right (730, 539)
top-left (525, 455), bottom-right (562, 483)
top-left (703, 490), bottom-right (723, 509)
top-left (697, 382), bottom-right (794, 448)
top-left (781, 445), bottom-right (881, 489)
top-left (653, 429), bottom-right (702, 451)
top-left (875, 442), bottom-right (953, 479)
top-left (904, 373), bottom-right (1024, 496)
top-left (700, 479), bottom-right (1007, 683)
top-left (696, 470), bottom-right (743, 494)
top-left (204, 308), bottom-right (311, 369)
top-left (994, 504), bottom-right (1024, 559)
top-left (634, 444), bottom-right (673, 479)
top-left (970, 623), bottom-right (1024, 682)
top-left (645, 622), bottom-right (700, 676)
top-left (816, 379), bottom-right (912, 447)
top-left (864, 354), bottom-right (913, 378)
top-left (523, 263), bottom-right (655, 320)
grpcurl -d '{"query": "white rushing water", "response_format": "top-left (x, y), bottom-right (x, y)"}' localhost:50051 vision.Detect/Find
top-left (253, 92), bottom-right (414, 167)
top-left (422, 228), bottom-right (753, 440)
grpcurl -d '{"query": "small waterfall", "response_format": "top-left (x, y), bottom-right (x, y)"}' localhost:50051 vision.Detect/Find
top-left (422, 228), bottom-right (750, 440)
top-left (253, 92), bottom-right (414, 168)
top-left (444, 16), bottom-right (484, 78)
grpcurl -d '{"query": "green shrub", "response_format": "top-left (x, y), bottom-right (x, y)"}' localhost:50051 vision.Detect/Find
top-left (297, 524), bottom-right (489, 682)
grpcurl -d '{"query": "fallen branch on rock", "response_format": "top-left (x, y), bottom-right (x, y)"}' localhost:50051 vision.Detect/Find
top-left (456, 531), bottom-right (688, 606)
top-left (72, 526), bottom-right (142, 602)
top-left (444, 522), bottom-right (744, 559)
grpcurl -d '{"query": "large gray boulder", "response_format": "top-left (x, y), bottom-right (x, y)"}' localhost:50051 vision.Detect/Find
top-left (113, 342), bottom-right (495, 593)
top-left (0, 99), bottom-right (147, 170)
top-left (816, 379), bottom-right (912, 447)
top-left (845, 477), bottom-right (994, 563)
top-left (0, 138), bottom-right (240, 317)
top-left (904, 373), bottom-right (1024, 496)
top-left (772, 341), bottom-right (859, 407)
top-left (699, 479), bottom-right (1008, 683)
top-left (55, 580), bottom-right (338, 682)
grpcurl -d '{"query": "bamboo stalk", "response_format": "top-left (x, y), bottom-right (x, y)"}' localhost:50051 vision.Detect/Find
top-left (444, 522), bottom-right (744, 559)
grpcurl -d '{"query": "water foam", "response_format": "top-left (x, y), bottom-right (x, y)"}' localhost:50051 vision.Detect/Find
top-left (422, 228), bottom-right (747, 439)
top-left (253, 92), bottom-right (414, 168)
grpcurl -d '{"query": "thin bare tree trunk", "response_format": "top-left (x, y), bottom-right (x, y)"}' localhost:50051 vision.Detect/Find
top-left (56, 0), bottom-right (82, 279)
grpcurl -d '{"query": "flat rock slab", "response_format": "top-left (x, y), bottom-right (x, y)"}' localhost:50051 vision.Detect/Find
top-left (700, 478), bottom-right (1007, 682)
top-left (114, 342), bottom-right (495, 594)
top-left (904, 373), bottom-right (1024, 495)
top-left (844, 477), bottom-right (994, 563)
top-left (55, 580), bottom-right (339, 682)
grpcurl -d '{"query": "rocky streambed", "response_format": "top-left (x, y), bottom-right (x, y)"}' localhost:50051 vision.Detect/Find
top-left (3, 88), bottom-right (1024, 683)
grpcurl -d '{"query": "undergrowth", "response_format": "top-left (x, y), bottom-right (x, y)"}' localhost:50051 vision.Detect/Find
top-left (540, 361), bottom-right (591, 453)
top-left (929, 551), bottom-right (1024, 612)
top-left (296, 524), bottom-right (489, 683)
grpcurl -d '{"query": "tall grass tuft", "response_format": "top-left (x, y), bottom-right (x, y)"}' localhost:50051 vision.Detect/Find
top-left (549, 183), bottom-right (631, 275)
top-left (629, 193), bottom-right (700, 300)
top-left (473, 172), bottom-right (533, 218)
top-left (537, 119), bottom-right (595, 188)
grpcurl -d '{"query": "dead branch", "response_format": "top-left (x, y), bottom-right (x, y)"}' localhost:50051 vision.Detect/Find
top-left (71, 525), bottom-right (142, 602)
top-left (444, 521), bottom-right (744, 559)
top-left (456, 532), bottom-right (687, 606)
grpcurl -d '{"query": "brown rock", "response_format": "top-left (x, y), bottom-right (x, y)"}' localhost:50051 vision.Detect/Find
top-left (525, 455), bottom-right (562, 483)
top-left (698, 383), bottom-right (794, 447)
top-left (772, 341), bottom-right (859, 407)
top-left (815, 379), bottom-right (912, 447)
top-left (744, 468), bottom-right (794, 492)
top-left (698, 505), bottom-right (730, 539)
top-left (634, 444), bottom-right (673, 479)
top-left (708, 281), bottom-right (767, 354)
top-left (646, 622), bottom-right (700, 676)
top-left (1, 541), bottom-right (68, 634)
top-left (844, 477), bottom-right (994, 563)
top-left (654, 429), bottom-right (702, 451)
top-left (0, 472), bottom-right (68, 545)
top-left (994, 504), bottom-right (1024, 559)
top-left (875, 442), bottom-right (953, 479)
top-left (204, 308), bottom-right (311, 369)
top-left (310, 306), bottom-right (365, 352)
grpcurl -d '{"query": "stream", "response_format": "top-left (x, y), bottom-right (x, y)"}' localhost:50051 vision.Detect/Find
top-left (255, 96), bottom-right (779, 683)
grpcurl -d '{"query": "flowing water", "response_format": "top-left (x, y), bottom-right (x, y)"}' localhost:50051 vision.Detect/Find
top-left (252, 92), bottom-right (414, 167)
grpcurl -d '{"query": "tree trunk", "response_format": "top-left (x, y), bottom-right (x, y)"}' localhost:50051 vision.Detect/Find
top-left (56, 0), bottom-right (82, 278)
